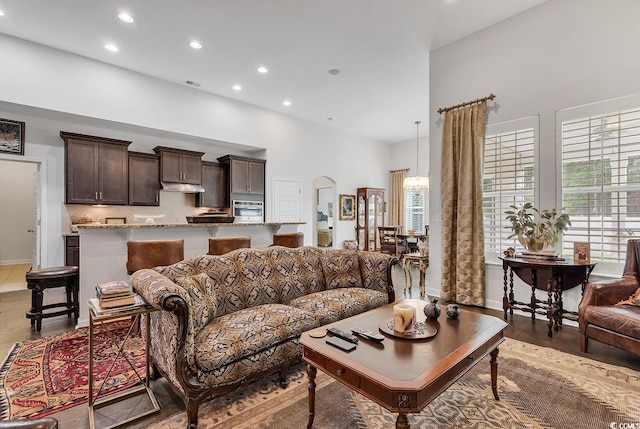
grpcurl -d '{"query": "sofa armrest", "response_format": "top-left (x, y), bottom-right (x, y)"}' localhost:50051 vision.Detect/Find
top-left (131, 269), bottom-right (201, 391)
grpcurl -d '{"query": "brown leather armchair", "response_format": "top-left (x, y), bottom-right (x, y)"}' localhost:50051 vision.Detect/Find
top-left (578, 239), bottom-right (640, 356)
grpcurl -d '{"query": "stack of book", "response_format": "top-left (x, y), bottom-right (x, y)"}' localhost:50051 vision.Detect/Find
top-left (96, 280), bottom-right (135, 308)
top-left (89, 280), bottom-right (148, 315)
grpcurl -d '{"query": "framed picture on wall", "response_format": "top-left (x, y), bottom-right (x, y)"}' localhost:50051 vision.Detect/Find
top-left (573, 242), bottom-right (590, 263)
top-left (339, 194), bottom-right (355, 220)
top-left (0, 118), bottom-right (25, 156)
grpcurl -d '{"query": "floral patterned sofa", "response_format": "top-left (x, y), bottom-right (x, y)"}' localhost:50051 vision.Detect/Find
top-left (131, 246), bottom-right (396, 428)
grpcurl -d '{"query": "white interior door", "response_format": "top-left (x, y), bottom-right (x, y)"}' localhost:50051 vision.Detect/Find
top-left (272, 178), bottom-right (302, 222)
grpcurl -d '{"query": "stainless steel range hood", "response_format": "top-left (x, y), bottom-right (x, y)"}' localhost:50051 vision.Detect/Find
top-left (160, 182), bottom-right (205, 193)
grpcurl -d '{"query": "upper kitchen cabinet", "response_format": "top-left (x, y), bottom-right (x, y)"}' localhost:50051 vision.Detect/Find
top-left (196, 161), bottom-right (227, 208)
top-left (128, 151), bottom-right (160, 206)
top-left (217, 155), bottom-right (266, 197)
top-left (61, 132), bottom-right (131, 205)
top-left (153, 146), bottom-right (204, 188)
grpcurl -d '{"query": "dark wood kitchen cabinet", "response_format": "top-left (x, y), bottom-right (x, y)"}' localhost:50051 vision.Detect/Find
top-left (196, 161), bottom-right (227, 208)
top-left (128, 152), bottom-right (160, 206)
top-left (217, 155), bottom-right (265, 196)
top-left (153, 146), bottom-right (204, 185)
top-left (61, 132), bottom-right (131, 205)
top-left (65, 235), bottom-right (79, 268)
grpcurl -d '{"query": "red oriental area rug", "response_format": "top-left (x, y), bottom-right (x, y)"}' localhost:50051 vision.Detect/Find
top-left (0, 320), bottom-right (146, 420)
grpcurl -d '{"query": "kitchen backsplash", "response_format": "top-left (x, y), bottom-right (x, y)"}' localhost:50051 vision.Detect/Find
top-left (63, 192), bottom-right (223, 232)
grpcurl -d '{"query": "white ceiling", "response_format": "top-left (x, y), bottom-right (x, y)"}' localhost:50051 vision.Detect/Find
top-left (0, 0), bottom-right (547, 143)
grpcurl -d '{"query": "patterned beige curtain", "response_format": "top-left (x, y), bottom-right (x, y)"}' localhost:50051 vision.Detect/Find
top-left (441, 103), bottom-right (487, 306)
top-left (389, 169), bottom-right (407, 226)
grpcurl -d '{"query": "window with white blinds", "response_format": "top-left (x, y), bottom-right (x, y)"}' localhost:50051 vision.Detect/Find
top-left (483, 118), bottom-right (537, 255)
top-left (404, 189), bottom-right (425, 233)
top-left (560, 105), bottom-right (640, 263)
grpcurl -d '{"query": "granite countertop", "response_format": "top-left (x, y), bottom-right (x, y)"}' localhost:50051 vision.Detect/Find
top-left (76, 221), bottom-right (305, 229)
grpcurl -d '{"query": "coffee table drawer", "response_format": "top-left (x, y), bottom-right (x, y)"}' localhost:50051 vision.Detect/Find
top-left (326, 360), bottom-right (360, 386)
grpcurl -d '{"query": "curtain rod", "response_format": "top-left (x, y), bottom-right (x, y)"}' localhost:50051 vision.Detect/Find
top-left (389, 168), bottom-right (410, 173)
top-left (437, 93), bottom-right (496, 114)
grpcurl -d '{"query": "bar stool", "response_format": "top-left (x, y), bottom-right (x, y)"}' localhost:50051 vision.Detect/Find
top-left (126, 239), bottom-right (185, 274)
top-left (272, 232), bottom-right (304, 248)
top-left (26, 266), bottom-right (79, 332)
top-left (208, 236), bottom-right (251, 255)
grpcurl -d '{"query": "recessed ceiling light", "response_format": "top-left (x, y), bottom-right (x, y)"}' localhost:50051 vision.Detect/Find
top-left (283, 100), bottom-right (291, 106)
top-left (118, 12), bottom-right (134, 23)
top-left (257, 66), bottom-right (268, 74)
top-left (232, 84), bottom-right (242, 91)
top-left (328, 69), bottom-right (340, 75)
top-left (105, 44), bottom-right (119, 52)
top-left (189, 40), bottom-right (202, 49)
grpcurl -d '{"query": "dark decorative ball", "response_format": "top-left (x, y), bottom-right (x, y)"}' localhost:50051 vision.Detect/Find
top-left (446, 304), bottom-right (461, 320)
top-left (423, 299), bottom-right (441, 320)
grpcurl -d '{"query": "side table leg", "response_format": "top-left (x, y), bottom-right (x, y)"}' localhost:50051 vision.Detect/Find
top-left (490, 347), bottom-right (500, 400)
top-left (307, 364), bottom-right (317, 429)
top-left (502, 266), bottom-right (508, 320)
top-left (396, 412), bottom-right (410, 429)
top-left (546, 278), bottom-right (553, 337)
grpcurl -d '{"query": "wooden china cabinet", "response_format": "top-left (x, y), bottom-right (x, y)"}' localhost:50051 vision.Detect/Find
top-left (356, 187), bottom-right (385, 251)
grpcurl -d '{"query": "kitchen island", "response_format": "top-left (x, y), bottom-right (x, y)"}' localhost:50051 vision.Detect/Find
top-left (75, 221), bottom-right (304, 326)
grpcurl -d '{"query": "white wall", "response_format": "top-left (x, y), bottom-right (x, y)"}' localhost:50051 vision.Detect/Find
top-left (428, 0), bottom-right (640, 313)
top-left (0, 34), bottom-right (392, 266)
top-left (0, 160), bottom-right (37, 264)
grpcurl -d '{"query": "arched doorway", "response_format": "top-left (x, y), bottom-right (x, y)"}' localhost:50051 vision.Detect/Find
top-left (312, 176), bottom-right (336, 248)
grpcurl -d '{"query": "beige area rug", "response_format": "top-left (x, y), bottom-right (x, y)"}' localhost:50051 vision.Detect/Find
top-left (149, 338), bottom-right (640, 428)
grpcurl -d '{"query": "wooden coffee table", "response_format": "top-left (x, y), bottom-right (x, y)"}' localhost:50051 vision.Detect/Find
top-left (300, 299), bottom-right (508, 428)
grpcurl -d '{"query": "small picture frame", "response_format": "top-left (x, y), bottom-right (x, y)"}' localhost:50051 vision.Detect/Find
top-left (573, 242), bottom-right (590, 263)
top-left (105, 217), bottom-right (127, 225)
top-left (0, 118), bottom-right (25, 156)
top-left (339, 194), bottom-right (355, 220)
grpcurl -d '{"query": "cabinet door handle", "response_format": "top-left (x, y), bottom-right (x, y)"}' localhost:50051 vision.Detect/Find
top-left (95, 192), bottom-right (98, 200)
top-left (155, 194), bottom-right (159, 202)
top-left (99, 192), bottom-right (102, 200)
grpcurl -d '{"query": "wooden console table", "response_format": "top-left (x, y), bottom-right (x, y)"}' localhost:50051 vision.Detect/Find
top-left (499, 256), bottom-right (596, 337)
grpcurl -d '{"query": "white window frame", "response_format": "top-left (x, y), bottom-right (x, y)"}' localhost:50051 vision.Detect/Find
top-left (404, 188), bottom-right (426, 233)
top-left (483, 116), bottom-right (539, 259)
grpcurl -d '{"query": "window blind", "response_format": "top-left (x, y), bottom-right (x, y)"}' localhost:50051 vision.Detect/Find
top-left (561, 107), bottom-right (640, 262)
top-left (404, 189), bottom-right (425, 232)
top-left (483, 119), bottom-right (536, 255)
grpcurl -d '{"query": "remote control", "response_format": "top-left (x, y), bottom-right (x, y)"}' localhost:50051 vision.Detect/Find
top-left (326, 337), bottom-right (356, 352)
top-left (327, 327), bottom-right (359, 344)
top-left (351, 328), bottom-right (385, 343)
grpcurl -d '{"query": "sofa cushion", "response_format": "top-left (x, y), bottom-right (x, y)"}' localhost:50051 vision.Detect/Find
top-left (287, 288), bottom-right (389, 326)
top-left (584, 305), bottom-right (640, 339)
top-left (173, 272), bottom-right (216, 332)
top-left (320, 250), bottom-right (362, 289)
top-left (193, 303), bottom-right (316, 372)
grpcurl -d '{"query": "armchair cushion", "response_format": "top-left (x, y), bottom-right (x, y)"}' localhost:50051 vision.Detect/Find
top-left (617, 287), bottom-right (640, 306)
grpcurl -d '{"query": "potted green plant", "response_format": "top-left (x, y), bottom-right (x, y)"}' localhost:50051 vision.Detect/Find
top-left (505, 203), bottom-right (571, 252)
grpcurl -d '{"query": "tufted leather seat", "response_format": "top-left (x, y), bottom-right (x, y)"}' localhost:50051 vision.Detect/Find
top-left (578, 239), bottom-right (640, 356)
top-left (126, 239), bottom-right (185, 275)
top-left (26, 266), bottom-right (79, 332)
top-left (272, 232), bottom-right (304, 248)
top-left (207, 236), bottom-right (251, 255)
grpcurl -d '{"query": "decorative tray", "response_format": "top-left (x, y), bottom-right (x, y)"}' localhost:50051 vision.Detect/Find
top-left (378, 318), bottom-right (438, 340)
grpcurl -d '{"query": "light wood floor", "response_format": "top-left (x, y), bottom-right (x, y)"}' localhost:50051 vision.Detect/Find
top-left (0, 264), bottom-right (31, 293)
top-left (1, 265), bottom-right (639, 428)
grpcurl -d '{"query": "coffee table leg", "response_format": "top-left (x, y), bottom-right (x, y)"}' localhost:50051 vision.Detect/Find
top-left (307, 364), bottom-right (317, 429)
top-left (490, 347), bottom-right (500, 400)
top-left (396, 412), bottom-right (410, 429)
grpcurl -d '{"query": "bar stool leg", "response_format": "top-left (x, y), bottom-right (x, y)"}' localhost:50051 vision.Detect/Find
top-left (34, 287), bottom-right (44, 332)
top-left (72, 277), bottom-right (79, 321)
top-left (29, 289), bottom-right (36, 326)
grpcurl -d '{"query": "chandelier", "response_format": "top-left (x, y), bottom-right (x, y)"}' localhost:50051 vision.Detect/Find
top-left (403, 120), bottom-right (429, 194)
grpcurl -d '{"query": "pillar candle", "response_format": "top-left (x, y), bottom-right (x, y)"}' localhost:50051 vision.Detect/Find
top-left (393, 303), bottom-right (416, 333)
